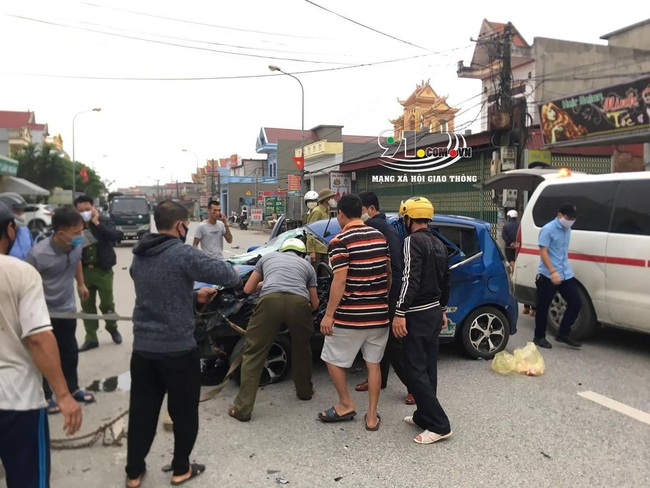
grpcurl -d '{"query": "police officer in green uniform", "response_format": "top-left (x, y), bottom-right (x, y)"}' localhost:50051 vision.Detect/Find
top-left (306, 188), bottom-right (336, 271)
top-left (74, 196), bottom-right (123, 351)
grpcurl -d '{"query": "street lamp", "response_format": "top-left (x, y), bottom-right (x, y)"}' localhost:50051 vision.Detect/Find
top-left (72, 108), bottom-right (101, 197)
top-left (268, 65), bottom-right (305, 195)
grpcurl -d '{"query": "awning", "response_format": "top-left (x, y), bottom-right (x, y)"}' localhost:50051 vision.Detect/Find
top-left (0, 176), bottom-right (49, 196)
top-left (0, 155), bottom-right (19, 176)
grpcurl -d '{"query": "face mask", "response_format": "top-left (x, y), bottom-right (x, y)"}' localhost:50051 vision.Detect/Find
top-left (559, 217), bottom-right (575, 229)
top-left (80, 210), bottom-right (93, 222)
top-left (64, 232), bottom-right (84, 248)
top-left (361, 213), bottom-right (369, 222)
top-left (306, 201), bottom-right (317, 210)
top-left (13, 214), bottom-right (26, 227)
top-left (328, 198), bottom-right (337, 208)
top-left (178, 223), bottom-right (189, 243)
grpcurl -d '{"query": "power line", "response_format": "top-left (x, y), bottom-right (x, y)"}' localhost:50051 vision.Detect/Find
top-left (303, 0), bottom-right (430, 51)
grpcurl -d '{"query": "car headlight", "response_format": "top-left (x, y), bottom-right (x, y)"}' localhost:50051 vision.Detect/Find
top-left (138, 224), bottom-right (151, 231)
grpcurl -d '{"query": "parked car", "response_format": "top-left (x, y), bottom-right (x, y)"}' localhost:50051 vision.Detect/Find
top-left (232, 213), bottom-right (518, 359)
top-left (479, 168), bottom-right (650, 340)
top-left (24, 204), bottom-right (53, 233)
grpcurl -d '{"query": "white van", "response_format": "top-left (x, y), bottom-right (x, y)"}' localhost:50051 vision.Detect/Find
top-left (480, 169), bottom-right (650, 340)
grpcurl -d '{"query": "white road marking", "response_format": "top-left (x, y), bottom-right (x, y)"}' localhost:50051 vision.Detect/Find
top-left (578, 391), bottom-right (650, 426)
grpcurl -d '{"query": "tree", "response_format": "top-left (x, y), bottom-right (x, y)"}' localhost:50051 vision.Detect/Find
top-left (13, 143), bottom-right (106, 199)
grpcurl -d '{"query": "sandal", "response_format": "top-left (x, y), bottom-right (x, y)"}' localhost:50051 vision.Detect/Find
top-left (414, 429), bottom-right (453, 444)
top-left (125, 468), bottom-right (146, 488)
top-left (405, 394), bottom-right (415, 405)
top-left (47, 399), bottom-right (60, 415)
top-left (403, 415), bottom-right (417, 427)
top-left (355, 380), bottom-right (368, 392)
top-left (227, 406), bottom-right (251, 422)
top-left (364, 413), bottom-right (381, 431)
top-left (170, 463), bottom-right (206, 486)
top-left (318, 406), bottom-right (356, 423)
top-left (72, 389), bottom-right (96, 404)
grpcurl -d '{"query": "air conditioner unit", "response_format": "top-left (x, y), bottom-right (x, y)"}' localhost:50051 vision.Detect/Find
top-left (502, 189), bottom-right (518, 207)
top-left (500, 146), bottom-right (516, 171)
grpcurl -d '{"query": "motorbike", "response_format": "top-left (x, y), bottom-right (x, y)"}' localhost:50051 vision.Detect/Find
top-left (238, 214), bottom-right (248, 230)
top-left (194, 259), bottom-right (332, 387)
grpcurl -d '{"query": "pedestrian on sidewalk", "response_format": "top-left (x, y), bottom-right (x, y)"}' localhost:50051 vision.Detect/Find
top-left (353, 191), bottom-right (413, 405)
top-left (193, 199), bottom-right (233, 260)
top-left (318, 194), bottom-right (391, 432)
top-left (126, 200), bottom-right (240, 488)
top-left (228, 237), bottom-right (319, 422)
top-left (533, 202), bottom-right (582, 349)
top-left (25, 206), bottom-right (96, 414)
top-left (393, 197), bottom-right (453, 445)
top-left (74, 195), bottom-right (122, 351)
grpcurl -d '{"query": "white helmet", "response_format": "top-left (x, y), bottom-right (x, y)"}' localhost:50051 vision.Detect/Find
top-left (507, 210), bottom-right (518, 218)
top-left (280, 237), bottom-right (306, 254)
top-left (304, 190), bottom-right (319, 202)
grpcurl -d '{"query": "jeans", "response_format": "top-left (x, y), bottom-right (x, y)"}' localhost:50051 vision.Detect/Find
top-left (534, 275), bottom-right (582, 338)
top-left (43, 318), bottom-right (79, 400)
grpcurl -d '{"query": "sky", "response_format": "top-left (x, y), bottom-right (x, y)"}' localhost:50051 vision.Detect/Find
top-left (1, 0), bottom-right (643, 189)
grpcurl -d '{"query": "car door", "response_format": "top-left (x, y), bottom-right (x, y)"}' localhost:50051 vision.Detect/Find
top-left (605, 179), bottom-right (650, 332)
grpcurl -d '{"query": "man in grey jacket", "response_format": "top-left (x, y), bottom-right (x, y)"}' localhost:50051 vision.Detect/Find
top-left (125, 200), bottom-right (240, 488)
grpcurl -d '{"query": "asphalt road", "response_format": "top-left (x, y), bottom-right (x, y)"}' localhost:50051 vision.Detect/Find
top-left (4, 222), bottom-right (649, 488)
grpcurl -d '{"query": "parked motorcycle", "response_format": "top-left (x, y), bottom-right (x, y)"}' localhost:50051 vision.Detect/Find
top-left (194, 260), bottom-right (332, 387)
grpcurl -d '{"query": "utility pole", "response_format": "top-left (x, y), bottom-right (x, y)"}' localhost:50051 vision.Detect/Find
top-left (499, 24), bottom-right (513, 147)
top-left (217, 171), bottom-right (221, 202)
top-left (210, 159), bottom-right (215, 200)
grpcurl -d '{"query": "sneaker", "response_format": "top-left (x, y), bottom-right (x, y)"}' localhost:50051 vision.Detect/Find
top-left (533, 337), bottom-right (553, 349)
top-left (555, 335), bottom-right (582, 348)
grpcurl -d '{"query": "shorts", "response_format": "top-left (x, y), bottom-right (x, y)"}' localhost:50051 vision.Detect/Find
top-left (320, 327), bottom-right (390, 368)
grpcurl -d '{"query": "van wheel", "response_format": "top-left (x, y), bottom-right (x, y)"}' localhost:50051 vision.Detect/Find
top-left (460, 307), bottom-right (510, 359)
top-left (547, 285), bottom-right (597, 340)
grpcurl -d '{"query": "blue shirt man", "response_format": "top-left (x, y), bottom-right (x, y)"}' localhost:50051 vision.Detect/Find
top-left (9, 225), bottom-right (33, 260)
top-left (533, 202), bottom-right (582, 349)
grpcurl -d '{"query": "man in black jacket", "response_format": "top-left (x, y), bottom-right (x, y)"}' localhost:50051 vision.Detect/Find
top-left (354, 191), bottom-right (413, 405)
top-left (74, 196), bottom-right (122, 351)
top-left (393, 196), bottom-right (452, 445)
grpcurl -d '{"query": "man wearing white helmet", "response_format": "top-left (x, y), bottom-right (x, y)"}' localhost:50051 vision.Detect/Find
top-left (228, 237), bottom-right (319, 422)
top-left (301, 190), bottom-right (319, 225)
top-left (0, 192), bottom-right (34, 260)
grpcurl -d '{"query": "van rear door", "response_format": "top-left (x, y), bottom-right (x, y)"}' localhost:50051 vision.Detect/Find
top-left (605, 179), bottom-right (650, 333)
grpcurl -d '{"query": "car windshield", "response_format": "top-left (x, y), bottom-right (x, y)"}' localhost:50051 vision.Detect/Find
top-left (111, 198), bottom-right (149, 214)
top-left (228, 228), bottom-right (306, 265)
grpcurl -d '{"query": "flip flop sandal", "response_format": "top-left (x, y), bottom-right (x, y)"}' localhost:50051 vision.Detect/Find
top-left (125, 468), bottom-right (146, 488)
top-left (72, 390), bottom-right (96, 404)
top-left (364, 413), bottom-right (381, 431)
top-left (414, 429), bottom-right (453, 445)
top-left (355, 381), bottom-right (369, 392)
top-left (318, 406), bottom-right (356, 422)
top-left (403, 415), bottom-right (417, 426)
top-left (170, 463), bottom-right (206, 486)
top-left (47, 399), bottom-right (60, 415)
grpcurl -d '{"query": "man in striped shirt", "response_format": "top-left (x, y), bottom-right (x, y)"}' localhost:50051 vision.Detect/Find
top-left (318, 194), bottom-right (391, 431)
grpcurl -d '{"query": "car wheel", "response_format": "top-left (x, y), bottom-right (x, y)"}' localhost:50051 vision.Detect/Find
top-left (231, 335), bottom-right (292, 387)
top-left (547, 285), bottom-right (597, 340)
top-left (460, 306), bottom-right (510, 359)
top-left (28, 219), bottom-right (46, 233)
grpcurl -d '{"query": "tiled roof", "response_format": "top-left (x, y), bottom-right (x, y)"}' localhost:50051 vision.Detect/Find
top-left (482, 20), bottom-right (529, 48)
top-left (0, 110), bottom-right (35, 128)
top-left (263, 127), bottom-right (315, 144)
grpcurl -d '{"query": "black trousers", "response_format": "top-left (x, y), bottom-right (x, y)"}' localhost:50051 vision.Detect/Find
top-left (534, 275), bottom-right (581, 338)
top-left (402, 307), bottom-right (451, 434)
top-left (0, 408), bottom-right (50, 488)
top-left (379, 299), bottom-right (409, 390)
top-left (126, 351), bottom-right (201, 479)
top-left (43, 318), bottom-right (79, 400)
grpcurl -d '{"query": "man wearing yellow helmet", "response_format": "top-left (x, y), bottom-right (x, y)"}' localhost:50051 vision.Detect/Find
top-left (228, 237), bottom-right (319, 422)
top-left (393, 196), bottom-right (453, 445)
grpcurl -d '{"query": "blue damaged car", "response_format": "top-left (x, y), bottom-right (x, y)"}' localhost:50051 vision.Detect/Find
top-left (231, 213), bottom-right (518, 359)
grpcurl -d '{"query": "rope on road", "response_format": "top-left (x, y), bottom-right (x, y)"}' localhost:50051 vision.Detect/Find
top-left (49, 312), bottom-right (132, 321)
top-left (50, 409), bottom-right (129, 450)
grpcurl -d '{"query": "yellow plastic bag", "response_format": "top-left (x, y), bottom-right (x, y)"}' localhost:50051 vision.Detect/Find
top-left (490, 342), bottom-right (545, 376)
top-left (490, 350), bottom-right (517, 375)
top-left (513, 342), bottom-right (545, 376)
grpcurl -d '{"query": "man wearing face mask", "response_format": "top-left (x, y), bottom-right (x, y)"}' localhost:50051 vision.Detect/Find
top-left (301, 190), bottom-right (319, 225)
top-left (306, 188), bottom-right (336, 270)
top-left (26, 206), bottom-right (95, 415)
top-left (533, 202), bottom-right (582, 349)
top-left (73, 195), bottom-right (122, 351)
top-left (0, 192), bottom-right (34, 260)
top-left (126, 200), bottom-right (240, 487)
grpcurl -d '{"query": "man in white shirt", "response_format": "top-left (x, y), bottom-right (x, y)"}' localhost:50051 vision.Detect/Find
top-left (0, 202), bottom-right (82, 488)
top-left (192, 200), bottom-right (233, 260)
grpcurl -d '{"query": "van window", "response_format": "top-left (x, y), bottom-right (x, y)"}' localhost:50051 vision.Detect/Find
top-left (532, 182), bottom-right (617, 232)
top-left (611, 180), bottom-right (650, 236)
top-left (431, 224), bottom-right (480, 258)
